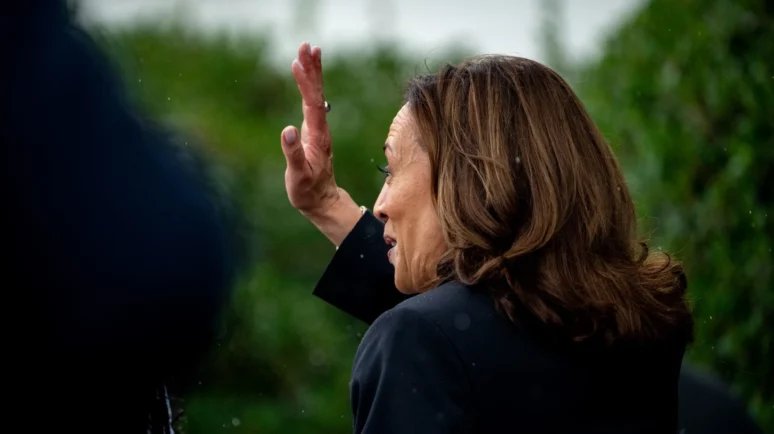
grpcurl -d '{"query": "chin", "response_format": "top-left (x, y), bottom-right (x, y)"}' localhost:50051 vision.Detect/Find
top-left (394, 278), bottom-right (412, 294)
top-left (393, 274), bottom-right (417, 294)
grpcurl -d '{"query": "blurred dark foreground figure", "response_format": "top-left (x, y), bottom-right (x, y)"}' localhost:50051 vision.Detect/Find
top-left (2, 1), bottom-right (235, 432)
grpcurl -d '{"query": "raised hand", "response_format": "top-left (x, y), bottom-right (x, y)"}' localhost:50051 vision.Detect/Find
top-left (281, 42), bottom-right (362, 246)
top-left (281, 42), bottom-right (338, 215)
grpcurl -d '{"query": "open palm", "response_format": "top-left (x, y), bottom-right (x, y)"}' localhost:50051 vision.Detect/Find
top-left (281, 42), bottom-right (338, 215)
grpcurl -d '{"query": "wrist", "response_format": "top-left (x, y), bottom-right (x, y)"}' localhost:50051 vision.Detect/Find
top-left (301, 188), bottom-right (364, 246)
top-left (301, 188), bottom-right (348, 219)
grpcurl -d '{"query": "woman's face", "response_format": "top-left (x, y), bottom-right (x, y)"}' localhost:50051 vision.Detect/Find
top-left (374, 104), bottom-right (446, 293)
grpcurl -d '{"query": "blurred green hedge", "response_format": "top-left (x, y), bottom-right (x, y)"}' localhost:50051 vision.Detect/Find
top-left (575, 0), bottom-right (772, 429)
top-left (91, 0), bottom-right (771, 431)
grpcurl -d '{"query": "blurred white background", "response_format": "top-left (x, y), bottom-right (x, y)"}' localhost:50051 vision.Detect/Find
top-left (79, 0), bottom-right (645, 65)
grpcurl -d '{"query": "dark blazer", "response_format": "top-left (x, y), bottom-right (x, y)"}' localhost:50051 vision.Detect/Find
top-left (2, 2), bottom-right (234, 432)
top-left (314, 212), bottom-right (762, 434)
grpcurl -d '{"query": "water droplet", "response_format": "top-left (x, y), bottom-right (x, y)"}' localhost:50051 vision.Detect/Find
top-left (232, 418), bottom-right (241, 427)
top-left (515, 156), bottom-right (521, 164)
top-left (138, 78), bottom-right (142, 83)
top-left (356, 332), bottom-right (362, 338)
top-left (370, 158), bottom-right (375, 163)
top-left (360, 254), bottom-right (364, 259)
top-left (724, 147), bottom-right (727, 152)
top-left (709, 316), bottom-right (713, 320)
top-left (167, 97), bottom-right (171, 101)
top-left (301, 409), bottom-right (305, 414)
top-left (471, 362), bottom-right (476, 367)
top-left (234, 79), bottom-right (238, 83)
top-left (749, 210), bottom-right (752, 214)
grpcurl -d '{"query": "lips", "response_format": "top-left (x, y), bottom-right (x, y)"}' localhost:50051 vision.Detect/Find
top-left (384, 235), bottom-right (396, 263)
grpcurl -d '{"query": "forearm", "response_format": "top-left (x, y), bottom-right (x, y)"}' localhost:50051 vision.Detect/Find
top-left (302, 187), bottom-right (363, 247)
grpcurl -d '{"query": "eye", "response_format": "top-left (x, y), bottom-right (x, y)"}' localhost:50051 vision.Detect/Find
top-left (377, 164), bottom-right (391, 179)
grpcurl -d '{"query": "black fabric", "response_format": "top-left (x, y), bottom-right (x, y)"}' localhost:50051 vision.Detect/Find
top-left (352, 281), bottom-right (684, 433)
top-left (351, 300), bottom-right (473, 434)
top-left (315, 212), bottom-right (762, 434)
top-left (2, 1), bottom-right (235, 431)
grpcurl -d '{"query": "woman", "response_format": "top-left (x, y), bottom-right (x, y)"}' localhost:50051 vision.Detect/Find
top-left (281, 42), bottom-right (693, 433)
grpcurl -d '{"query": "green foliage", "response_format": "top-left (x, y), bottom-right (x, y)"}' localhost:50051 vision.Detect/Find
top-left (575, 0), bottom-right (773, 429)
top-left (90, 0), bottom-right (771, 429)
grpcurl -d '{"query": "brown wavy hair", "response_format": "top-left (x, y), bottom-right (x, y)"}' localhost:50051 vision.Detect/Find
top-left (406, 56), bottom-right (693, 345)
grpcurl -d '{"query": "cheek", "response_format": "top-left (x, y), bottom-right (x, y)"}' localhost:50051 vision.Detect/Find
top-left (399, 196), bottom-right (445, 287)
top-left (388, 154), bottom-right (444, 289)
top-left (418, 209), bottom-right (446, 261)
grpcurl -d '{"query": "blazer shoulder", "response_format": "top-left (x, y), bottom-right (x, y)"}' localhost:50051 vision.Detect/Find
top-left (392, 281), bottom-right (484, 316)
top-left (352, 283), bottom-right (475, 434)
top-left (366, 282), bottom-right (474, 336)
top-left (377, 281), bottom-right (510, 341)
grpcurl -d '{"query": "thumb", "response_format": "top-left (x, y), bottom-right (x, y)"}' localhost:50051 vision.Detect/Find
top-left (280, 126), bottom-right (305, 170)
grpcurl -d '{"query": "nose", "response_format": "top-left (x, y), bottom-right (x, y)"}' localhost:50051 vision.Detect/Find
top-left (373, 183), bottom-right (389, 223)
